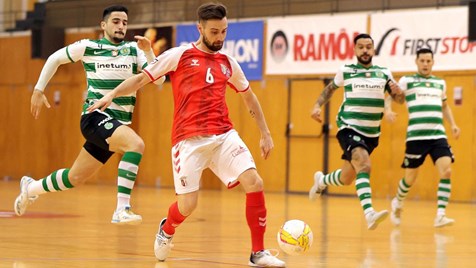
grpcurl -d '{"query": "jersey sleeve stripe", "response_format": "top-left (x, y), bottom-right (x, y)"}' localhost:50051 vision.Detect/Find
top-left (142, 69), bottom-right (156, 82)
top-left (66, 46), bottom-right (74, 63)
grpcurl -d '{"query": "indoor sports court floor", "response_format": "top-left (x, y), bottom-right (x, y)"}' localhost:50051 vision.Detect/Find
top-left (0, 180), bottom-right (474, 267)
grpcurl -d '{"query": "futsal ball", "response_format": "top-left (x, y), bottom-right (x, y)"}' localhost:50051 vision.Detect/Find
top-left (277, 219), bottom-right (313, 255)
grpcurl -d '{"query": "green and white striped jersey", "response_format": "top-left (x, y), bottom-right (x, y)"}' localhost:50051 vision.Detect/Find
top-left (333, 63), bottom-right (393, 138)
top-left (66, 38), bottom-right (149, 125)
top-left (399, 74), bottom-right (447, 142)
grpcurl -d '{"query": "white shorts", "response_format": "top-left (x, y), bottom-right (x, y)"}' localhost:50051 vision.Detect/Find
top-left (171, 129), bottom-right (256, 194)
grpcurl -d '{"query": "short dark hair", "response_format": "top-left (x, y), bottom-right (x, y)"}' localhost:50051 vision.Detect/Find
top-left (416, 48), bottom-right (433, 59)
top-left (197, 2), bottom-right (227, 22)
top-left (103, 5), bottom-right (128, 20)
top-left (354, 33), bottom-right (373, 45)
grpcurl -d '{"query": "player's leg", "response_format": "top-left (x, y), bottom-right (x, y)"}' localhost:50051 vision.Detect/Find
top-left (309, 129), bottom-right (357, 200)
top-left (390, 167), bottom-right (418, 226)
top-left (391, 140), bottom-right (427, 226)
top-left (432, 141), bottom-right (455, 227)
top-left (107, 125), bottom-right (145, 224)
top-left (349, 146), bottom-right (388, 230)
top-left (14, 148), bottom-right (103, 216)
top-left (154, 137), bottom-right (208, 261)
top-left (210, 130), bottom-right (284, 267)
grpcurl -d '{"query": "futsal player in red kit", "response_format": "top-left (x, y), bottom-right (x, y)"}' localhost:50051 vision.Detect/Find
top-left (87, 2), bottom-right (285, 267)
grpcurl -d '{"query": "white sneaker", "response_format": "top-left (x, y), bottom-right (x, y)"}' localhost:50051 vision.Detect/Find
top-left (249, 249), bottom-right (286, 267)
top-left (434, 215), bottom-right (455, 228)
top-left (309, 171), bottom-right (326, 200)
top-left (14, 176), bottom-right (39, 216)
top-left (366, 210), bottom-right (388, 230)
top-left (390, 198), bottom-right (402, 226)
top-left (154, 218), bottom-right (174, 261)
top-left (111, 206), bottom-right (142, 225)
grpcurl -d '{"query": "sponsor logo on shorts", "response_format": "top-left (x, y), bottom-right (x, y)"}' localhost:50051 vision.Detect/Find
top-left (231, 146), bottom-right (248, 157)
top-left (352, 135), bottom-right (361, 142)
top-left (104, 122), bottom-right (113, 130)
top-left (404, 158), bottom-right (410, 167)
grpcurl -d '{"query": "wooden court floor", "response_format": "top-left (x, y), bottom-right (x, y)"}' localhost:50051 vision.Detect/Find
top-left (0, 180), bottom-right (475, 268)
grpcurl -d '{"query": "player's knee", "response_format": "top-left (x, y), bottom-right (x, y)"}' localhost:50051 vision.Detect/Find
top-left (68, 173), bottom-right (90, 186)
top-left (133, 137), bottom-right (145, 153)
top-left (441, 167), bottom-right (452, 178)
top-left (239, 169), bottom-right (264, 192)
top-left (180, 199), bottom-right (198, 216)
top-left (356, 163), bottom-right (371, 174)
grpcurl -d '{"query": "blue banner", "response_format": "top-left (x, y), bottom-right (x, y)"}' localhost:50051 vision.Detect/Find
top-left (176, 20), bottom-right (264, 81)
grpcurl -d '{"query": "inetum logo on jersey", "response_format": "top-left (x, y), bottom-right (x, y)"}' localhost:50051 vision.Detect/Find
top-left (353, 83), bottom-right (384, 92)
top-left (96, 63), bottom-right (132, 71)
top-left (376, 28), bottom-right (476, 56)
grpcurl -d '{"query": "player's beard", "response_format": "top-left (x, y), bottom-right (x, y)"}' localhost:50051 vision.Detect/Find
top-left (109, 31), bottom-right (125, 44)
top-left (357, 54), bottom-right (372, 65)
top-left (112, 36), bottom-right (124, 43)
top-left (202, 35), bottom-right (223, 52)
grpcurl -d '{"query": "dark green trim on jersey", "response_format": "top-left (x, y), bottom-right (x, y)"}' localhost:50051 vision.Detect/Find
top-left (408, 117), bottom-right (444, 125)
top-left (407, 129), bottom-right (446, 138)
top-left (87, 79), bottom-right (124, 89)
top-left (66, 46), bottom-right (74, 63)
top-left (345, 98), bottom-right (384, 108)
top-left (339, 111), bottom-right (383, 121)
top-left (86, 91), bottom-right (136, 106)
top-left (105, 108), bottom-right (133, 122)
top-left (337, 120), bottom-right (380, 135)
top-left (408, 105), bottom-right (442, 113)
top-left (407, 82), bottom-right (444, 90)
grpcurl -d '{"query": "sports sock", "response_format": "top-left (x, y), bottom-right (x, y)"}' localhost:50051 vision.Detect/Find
top-left (162, 201), bottom-right (187, 236)
top-left (116, 152), bottom-right (142, 210)
top-left (355, 172), bottom-right (373, 215)
top-left (396, 177), bottom-right (411, 203)
top-left (437, 178), bottom-right (451, 216)
top-left (28, 168), bottom-right (73, 196)
top-left (246, 191), bottom-right (267, 253)
top-left (322, 169), bottom-right (343, 186)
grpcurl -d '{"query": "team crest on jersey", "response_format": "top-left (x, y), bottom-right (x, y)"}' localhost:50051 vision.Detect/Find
top-left (220, 64), bottom-right (231, 78)
top-left (120, 47), bottom-right (130, 56)
top-left (376, 71), bottom-right (384, 78)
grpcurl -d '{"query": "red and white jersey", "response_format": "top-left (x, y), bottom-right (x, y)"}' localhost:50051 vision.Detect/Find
top-left (143, 43), bottom-right (250, 145)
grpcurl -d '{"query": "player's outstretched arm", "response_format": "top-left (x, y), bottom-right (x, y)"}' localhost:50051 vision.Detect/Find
top-left (240, 88), bottom-right (274, 160)
top-left (311, 82), bottom-right (338, 123)
top-left (87, 72), bottom-right (151, 112)
top-left (31, 47), bottom-right (71, 119)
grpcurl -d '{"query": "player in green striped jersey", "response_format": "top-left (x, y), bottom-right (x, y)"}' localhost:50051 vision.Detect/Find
top-left (14, 5), bottom-right (163, 225)
top-left (309, 33), bottom-right (405, 230)
top-left (385, 48), bottom-right (460, 228)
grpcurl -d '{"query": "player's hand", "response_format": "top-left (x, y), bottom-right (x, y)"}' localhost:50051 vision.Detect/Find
top-left (387, 80), bottom-right (402, 95)
top-left (30, 89), bottom-right (51, 119)
top-left (86, 92), bottom-right (115, 113)
top-left (451, 125), bottom-right (461, 139)
top-left (135, 35), bottom-right (152, 52)
top-left (260, 133), bottom-right (274, 160)
top-left (311, 104), bottom-right (322, 123)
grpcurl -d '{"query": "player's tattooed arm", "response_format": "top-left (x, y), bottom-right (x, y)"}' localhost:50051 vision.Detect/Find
top-left (316, 82), bottom-right (338, 107)
top-left (249, 110), bottom-right (256, 118)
